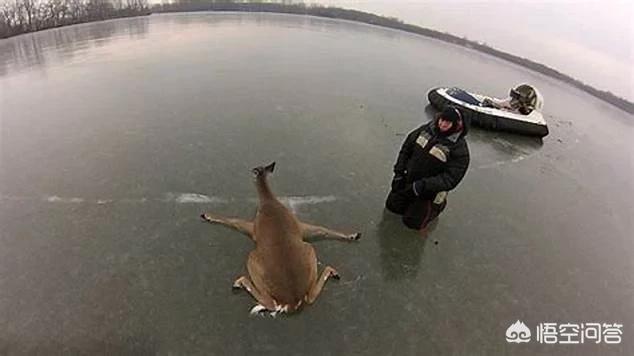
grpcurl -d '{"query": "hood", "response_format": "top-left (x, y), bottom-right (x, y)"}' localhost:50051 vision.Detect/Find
top-left (431, 108), bottom-right (470, 142)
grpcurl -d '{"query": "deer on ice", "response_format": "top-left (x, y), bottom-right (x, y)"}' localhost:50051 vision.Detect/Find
top-left (200, 162), bottom-right (360, 315)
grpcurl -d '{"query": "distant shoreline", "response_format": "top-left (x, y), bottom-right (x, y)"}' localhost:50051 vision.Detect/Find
top-left (0, 0), bottom-right (150, 39)
top-left (3, 2), bottom-right (631, 114)
top-left (152, 2), bottom-right (633, 115)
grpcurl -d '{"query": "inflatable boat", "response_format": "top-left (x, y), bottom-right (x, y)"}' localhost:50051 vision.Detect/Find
top-left (428, 87), bottom-right (549, 137)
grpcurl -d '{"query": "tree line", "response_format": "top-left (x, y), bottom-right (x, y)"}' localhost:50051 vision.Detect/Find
top-left (1, 0), bottom-right (631, 114)
top-left (0, 0), bottom-right (150, 38)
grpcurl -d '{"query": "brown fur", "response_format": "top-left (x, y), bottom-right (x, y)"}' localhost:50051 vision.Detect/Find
top-left (200, 162), bottom-right (360, 314)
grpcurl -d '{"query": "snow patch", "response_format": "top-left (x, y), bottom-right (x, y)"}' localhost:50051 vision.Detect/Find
top-left (280, 195), bottom-right (337, 212)
top-left (7, 194), bottom-right (337, 207)
top-left (45, 196), bottom-right (84, 203)
top-left (165, 193), bottom-right (225, 204)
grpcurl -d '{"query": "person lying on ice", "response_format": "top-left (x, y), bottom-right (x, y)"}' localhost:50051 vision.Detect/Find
top-left (481, 83), bottom-right (540, 115)
top-left (386, 105), bottom-right (470, 232)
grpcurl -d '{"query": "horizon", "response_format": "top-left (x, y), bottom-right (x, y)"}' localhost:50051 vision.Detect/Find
top-left (306, 0), bottom-right (634, 101)
top-left (2, 0), bottom-right (631, 100)
top-left (147, 0), bottom-right (633, 101)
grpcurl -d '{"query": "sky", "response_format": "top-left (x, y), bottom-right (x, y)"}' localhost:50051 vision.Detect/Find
top-left (314, 0), bottom-right (633, 101)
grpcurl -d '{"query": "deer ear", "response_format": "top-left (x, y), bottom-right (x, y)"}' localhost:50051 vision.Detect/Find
top-left (264, 162), bottom-right (276, 173)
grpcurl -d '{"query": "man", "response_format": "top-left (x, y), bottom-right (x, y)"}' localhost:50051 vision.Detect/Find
top-left (385, 105), bottom-right (470, 231)
top-left (481, 84), bottom-right (540, 115)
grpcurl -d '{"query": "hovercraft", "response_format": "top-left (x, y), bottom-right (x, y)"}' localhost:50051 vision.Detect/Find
top-left (428, 85), bottom-right (548, 137)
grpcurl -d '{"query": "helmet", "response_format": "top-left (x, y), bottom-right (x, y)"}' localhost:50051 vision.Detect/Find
top-left (509, 84), bottom-right (540, 114)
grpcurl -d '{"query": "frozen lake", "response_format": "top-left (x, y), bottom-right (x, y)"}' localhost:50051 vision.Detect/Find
top-left (1, 13), bottom-right (632, 355)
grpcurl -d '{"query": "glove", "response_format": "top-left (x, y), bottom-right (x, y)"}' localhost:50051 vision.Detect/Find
top-left (400, 183), bottom-right (417, 200)
top-left (391, 171), bottom-right (406, 190)
top-left (412, 180), bottom-right (425, 197)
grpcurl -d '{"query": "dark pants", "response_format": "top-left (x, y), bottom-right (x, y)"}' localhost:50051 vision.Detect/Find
top-left (385, 189), bottom-right (447, 230)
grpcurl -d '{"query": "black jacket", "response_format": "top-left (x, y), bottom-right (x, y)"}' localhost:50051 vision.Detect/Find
top-left (393, 116), bottom-right (470, 200)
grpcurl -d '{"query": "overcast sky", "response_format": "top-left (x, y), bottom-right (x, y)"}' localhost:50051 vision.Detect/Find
top-left (314, 0), bottom-right (633, 100)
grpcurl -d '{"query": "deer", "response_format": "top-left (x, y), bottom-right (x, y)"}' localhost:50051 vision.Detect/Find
top-left (200, 162), bottom-right (361, 315)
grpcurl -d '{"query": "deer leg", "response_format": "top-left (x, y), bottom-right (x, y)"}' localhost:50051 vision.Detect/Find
top-left (305, 266), bottom-right (340, 305)
top-left (200, 213), bottom-right (254, 241)
top-left (233, 276), bottom-right (276, 314)
top-left (301, 222), bottom-right (361, 242)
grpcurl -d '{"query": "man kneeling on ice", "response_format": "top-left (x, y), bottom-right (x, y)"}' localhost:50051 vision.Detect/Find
top-left (386, 106), bottom-right (470, 231)
top-left (481, 83), bottom-right (540, 115)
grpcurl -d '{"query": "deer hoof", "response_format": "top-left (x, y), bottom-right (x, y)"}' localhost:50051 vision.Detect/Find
top-left (330, 270), bottom-right (341, 280)
top-left (250, 304), bottom-right (267, 316)
top-left (232, 278), bottom-right (244, 290)
top-left (350, 232), bottom-right (362, 241)
top-left (201, 213), bottom-right (219, 223)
